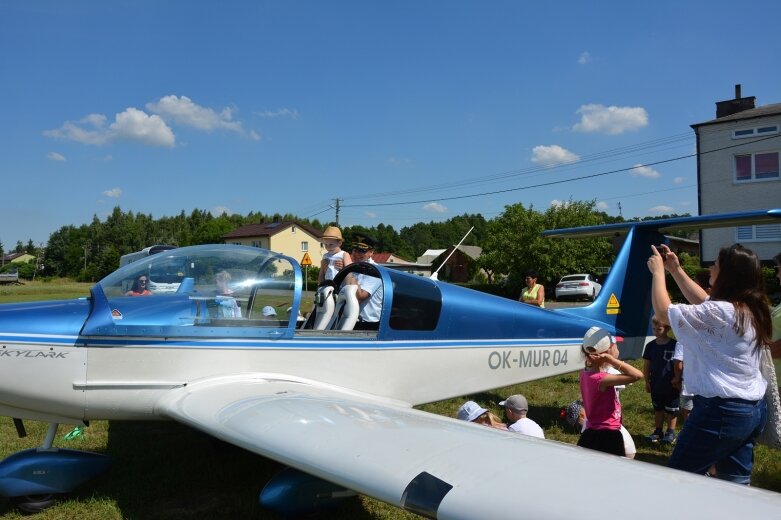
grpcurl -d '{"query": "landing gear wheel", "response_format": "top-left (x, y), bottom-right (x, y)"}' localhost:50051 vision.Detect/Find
top-left (11, 494), bottom-right (58, 513)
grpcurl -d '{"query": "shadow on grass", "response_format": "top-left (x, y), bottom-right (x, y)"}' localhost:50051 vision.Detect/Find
top-left (80, 421), bottom-right (377, 520)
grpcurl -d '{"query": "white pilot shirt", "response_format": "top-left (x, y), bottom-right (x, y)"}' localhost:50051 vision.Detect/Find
top-left (353, 272), bottom-right (383, 323)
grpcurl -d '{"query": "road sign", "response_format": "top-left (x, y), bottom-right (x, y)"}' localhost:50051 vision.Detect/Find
top-left (301, 252), bottom-right (312, 266)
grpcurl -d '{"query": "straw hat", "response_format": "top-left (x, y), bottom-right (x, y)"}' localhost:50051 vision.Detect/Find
top-left (322, 226), bottom-right (343, 240)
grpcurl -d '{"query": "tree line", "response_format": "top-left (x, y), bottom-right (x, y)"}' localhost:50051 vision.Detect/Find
top-left (2, 201), bottom-right (695, 287)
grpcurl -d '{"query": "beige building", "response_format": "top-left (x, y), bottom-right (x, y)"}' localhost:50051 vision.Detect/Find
top-left (691, 85), bottom-right (781, 262)
top-left (221, 221), bottom-right (325, 266)
top-left (1, 253), bottom-right (35, 265)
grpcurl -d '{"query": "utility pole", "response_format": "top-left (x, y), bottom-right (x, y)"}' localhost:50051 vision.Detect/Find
top-left (334, 198), bottom-right (342, 226)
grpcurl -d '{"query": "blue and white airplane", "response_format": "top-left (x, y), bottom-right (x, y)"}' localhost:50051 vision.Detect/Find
top-left (1, 210), bottom-right (780, 518)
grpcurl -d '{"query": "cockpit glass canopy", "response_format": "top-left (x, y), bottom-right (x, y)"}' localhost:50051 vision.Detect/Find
top-left (98, 245), bottom-right (297, 323)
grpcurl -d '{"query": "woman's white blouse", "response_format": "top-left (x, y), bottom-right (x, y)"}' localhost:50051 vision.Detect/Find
top-left (668, 300), bottom-right (766, 400)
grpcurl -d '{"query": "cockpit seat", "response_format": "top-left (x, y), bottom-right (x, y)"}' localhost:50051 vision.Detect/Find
top-left (327, 284), bottom-right (360, 331)
top-left (313, 285), bottom-right (336, 330)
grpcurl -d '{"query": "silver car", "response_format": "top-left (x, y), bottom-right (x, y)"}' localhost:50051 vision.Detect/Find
top-left (555, 274), bottom-right (602, 302)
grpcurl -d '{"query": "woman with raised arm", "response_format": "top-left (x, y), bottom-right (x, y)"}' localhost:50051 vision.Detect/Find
top-left (647, 243), bottom-right (770, 484)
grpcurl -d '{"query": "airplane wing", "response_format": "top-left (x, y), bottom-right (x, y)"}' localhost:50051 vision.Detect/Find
top-left (158, 375), bottom-right (781, 520)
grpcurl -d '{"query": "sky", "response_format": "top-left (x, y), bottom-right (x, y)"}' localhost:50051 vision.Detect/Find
top-left (2, 0), bottom-right (780, 248)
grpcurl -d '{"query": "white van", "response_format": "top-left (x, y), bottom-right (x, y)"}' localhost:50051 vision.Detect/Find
top-left (119, 245), bottom-right (178, 268)
top-left (119, 245), bottom-right (181, 294)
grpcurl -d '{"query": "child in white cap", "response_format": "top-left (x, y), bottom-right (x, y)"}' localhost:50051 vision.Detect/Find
top-left (577, 326), bottom-right (643, 456)
top-left (457, 401), bottom-right (508, 431)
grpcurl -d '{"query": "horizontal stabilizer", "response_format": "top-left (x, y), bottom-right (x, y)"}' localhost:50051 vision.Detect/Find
top-left (543, 208), bottom-right (781, 239)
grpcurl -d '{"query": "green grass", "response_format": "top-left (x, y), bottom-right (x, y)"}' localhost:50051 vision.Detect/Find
top-left (0, 280), bottom-right (91, 303)
top-left (1, 287), bottom-right (779, 518)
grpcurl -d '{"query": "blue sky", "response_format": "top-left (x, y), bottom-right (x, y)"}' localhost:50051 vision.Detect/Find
top-left (2, 1), bottom-right (780, 247)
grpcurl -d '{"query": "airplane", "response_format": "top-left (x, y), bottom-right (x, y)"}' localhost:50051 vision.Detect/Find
top-left (1, 209), bottom-right (780, 518)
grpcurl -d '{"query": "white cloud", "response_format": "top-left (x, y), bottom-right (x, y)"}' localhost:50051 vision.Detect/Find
top-left (103, 187), bottom-right (122, 198)
top-left (364, 211), bottom-right (378, 219)
top-left (45, 109), bottom-right (175, 147)
top-left (649, 205), bottom-right (674, 214)
top-left (44, 114), bottom-right (111, 145)
top-left (110, 108), bottom-right (176, 147)
top-left (423, 202), bottom-right (448, 213)
top-left (388, 157), bottom-right (412, 167)
top-left (256, 108), bottom-right (299, 119)
top-left (531, 145), bottom-right (580, 167)
top-left (673, 176), bottom-right (686, 184)
top-left (573, 104), bottom-right (649, 134)
top-left (45, 95), bottom-right (260, 147)
top-left (630, 164), bottom-right (661, 179)
top-left (578, 52), bottom-right (591, 65)
top-left (47, 152), bottom-right (66, 162)
top-left (596, 201), bottom-right (608, 210)
top-left (550, 199), bottom-right (571, 208)
top-left (146, 95), bottom-right (242, 133)
top-left (211, 206), bottom-right (232, 216)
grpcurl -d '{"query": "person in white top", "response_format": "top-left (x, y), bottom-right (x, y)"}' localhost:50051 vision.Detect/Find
top-left (345, 235), bottom-right (383, 330)
top-left (648, 243), bottom-right (771, 485)
top-left (318, 225), bottom-right (352, 284)
top-left (671, 342), bottom-right (694, 421)
top-left (499, 394), bottom-right (545, 439)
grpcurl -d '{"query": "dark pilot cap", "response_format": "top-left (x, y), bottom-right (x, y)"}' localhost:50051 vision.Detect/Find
top-left (352, 234), bottom-right (376, 252)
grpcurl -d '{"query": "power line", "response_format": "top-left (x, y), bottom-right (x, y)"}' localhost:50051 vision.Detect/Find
top-left (341, 133), bottom-right (781, 208)
top-left (343, 132), bottom-right (695, 202)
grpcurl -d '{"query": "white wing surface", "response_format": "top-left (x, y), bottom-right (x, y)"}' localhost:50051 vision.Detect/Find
top-left (158, 375), bottom-right (781, 519)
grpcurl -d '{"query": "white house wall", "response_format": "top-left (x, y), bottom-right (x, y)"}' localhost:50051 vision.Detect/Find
top-left (696, 115), bottom-right (781, 262)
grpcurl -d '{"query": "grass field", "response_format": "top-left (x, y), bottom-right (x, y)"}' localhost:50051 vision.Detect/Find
top-left (0, 283), bottom-right (779, 518)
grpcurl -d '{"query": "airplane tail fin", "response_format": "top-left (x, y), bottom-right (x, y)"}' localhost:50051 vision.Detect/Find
top-left (544, 209), bottom-right (781, 358)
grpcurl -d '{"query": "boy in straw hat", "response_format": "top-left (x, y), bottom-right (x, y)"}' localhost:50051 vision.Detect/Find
top-left (318, 225), bottom-right (352, 284)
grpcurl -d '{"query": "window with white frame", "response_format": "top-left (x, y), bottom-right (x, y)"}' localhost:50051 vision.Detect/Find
top-left (734, 151), bottom-right (779, 181)
top-left (736, 224), bottom-right (781, 242)
top-left (301, 241), bottom-right (308, 252)
top-left (251, 240), bottom-right (261, 248)
top-left (292, 226), bottom-right (296, 233)
top-left (732, 125), bottom-right (779, 139)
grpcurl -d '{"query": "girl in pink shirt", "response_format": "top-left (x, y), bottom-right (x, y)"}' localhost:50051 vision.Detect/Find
top-left (578, 326), bottom-right (644, 456)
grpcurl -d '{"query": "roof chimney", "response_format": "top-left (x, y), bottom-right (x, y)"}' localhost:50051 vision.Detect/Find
top-left (715, 83), bottom-right (755, 118)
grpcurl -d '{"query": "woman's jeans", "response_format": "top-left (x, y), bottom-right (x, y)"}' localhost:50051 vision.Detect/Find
top-left (668, 395), bottom-right (767, 484)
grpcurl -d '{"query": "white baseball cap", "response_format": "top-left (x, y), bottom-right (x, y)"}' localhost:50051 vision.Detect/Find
top-left (582, 326), bottom-right (617, 354)
top-left (457, 401), bottom-right (488, 422)
top-left (262, 305), bottom-right (277, 317)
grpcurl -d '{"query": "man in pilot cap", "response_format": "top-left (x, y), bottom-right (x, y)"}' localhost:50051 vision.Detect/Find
top-left (345, 234), bottom-right (383, 330)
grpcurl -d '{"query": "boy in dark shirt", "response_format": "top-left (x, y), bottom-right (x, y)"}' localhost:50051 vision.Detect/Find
top-left (642, 317), bottom-right (679, 443)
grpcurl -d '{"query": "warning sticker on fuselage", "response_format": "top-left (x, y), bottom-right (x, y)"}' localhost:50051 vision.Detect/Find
top-left (606, 293), bottom-right (620, 315)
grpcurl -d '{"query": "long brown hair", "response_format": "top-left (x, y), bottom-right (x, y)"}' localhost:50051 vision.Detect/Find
top-left (709, 244), bottom-right (771, 347)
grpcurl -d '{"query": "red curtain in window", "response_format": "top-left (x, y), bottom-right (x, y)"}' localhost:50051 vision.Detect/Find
top-left (755, 152), bottom-right (779, 179)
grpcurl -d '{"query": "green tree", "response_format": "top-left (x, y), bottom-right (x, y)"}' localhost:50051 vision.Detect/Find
top-left (479, 200), bottom-right (613, 294)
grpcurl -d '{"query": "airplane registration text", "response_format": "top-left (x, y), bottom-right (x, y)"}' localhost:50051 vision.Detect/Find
top-left (488, 348), bottom-right (568, 370)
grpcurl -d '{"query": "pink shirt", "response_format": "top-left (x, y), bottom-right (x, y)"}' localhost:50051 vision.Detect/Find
top-left (580, 370), bottom-right (622, 431)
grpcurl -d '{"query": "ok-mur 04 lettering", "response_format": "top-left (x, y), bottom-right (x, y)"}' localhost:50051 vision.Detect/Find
top-left (487, 348), bottom-right (568, 370)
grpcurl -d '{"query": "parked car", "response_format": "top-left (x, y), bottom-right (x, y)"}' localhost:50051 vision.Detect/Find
top-left (555, 274), bottom-right (602, 301)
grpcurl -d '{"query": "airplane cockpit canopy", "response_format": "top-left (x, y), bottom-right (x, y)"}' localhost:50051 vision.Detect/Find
top-left (86, 244), bottom-right (444, 340)
top-left (88, 245), bottom-right (301, 337)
